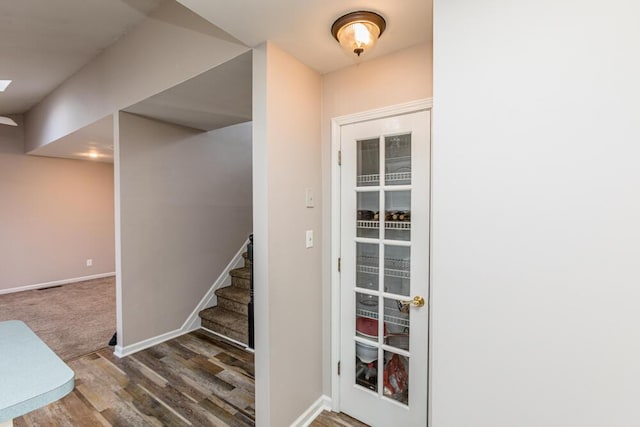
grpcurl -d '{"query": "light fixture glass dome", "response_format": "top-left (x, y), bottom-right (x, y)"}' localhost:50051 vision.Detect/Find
top-left (332, 11), bottom-right (386, 57)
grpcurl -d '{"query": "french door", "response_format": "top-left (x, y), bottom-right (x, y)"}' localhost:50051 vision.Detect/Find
top-left (339, 108), bottom-right (430, 426)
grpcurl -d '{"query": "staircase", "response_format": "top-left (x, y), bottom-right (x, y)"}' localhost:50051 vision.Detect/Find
top-left (198, 252), bottom-right (251, 345)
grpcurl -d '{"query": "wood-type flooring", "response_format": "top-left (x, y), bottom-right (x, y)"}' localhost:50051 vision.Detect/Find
top-left (14, 329), bottom-right (255, 426)
top-left (13, 328), bottom-right (366, 426)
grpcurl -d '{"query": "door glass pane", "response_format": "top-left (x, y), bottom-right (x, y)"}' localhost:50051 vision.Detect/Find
top-left (384, 245), bottom-right (410, 296)
top-left (356, 343), bottom-right (379, 392)
top-left (355, 293), bottom-right (380, 344)
top-left (383, 351), bottom-right (409, 405)
top-left (384, 297), bottom-right (410, 348)
top-left (356, 243), bottom-right (379, 291)
top-left (385, 134), bottom-right (411, 186)
top-left (384, 191), bottom-right (411, 241)
top-left (357, 192), bottom-right (379, 239)
top-left (357, 138), bottom-right (380, 187)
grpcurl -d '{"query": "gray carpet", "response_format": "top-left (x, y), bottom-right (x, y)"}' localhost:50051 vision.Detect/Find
top-left (0, 276), bottom-right (116, 361)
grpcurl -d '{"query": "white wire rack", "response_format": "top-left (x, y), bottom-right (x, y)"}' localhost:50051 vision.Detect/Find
top-left (356, 220), bottom-right (411, 230)
top-left (357, 265), bottom-right (410, 280)
top-left (356, 308), bottom-right (410, 328)
top-left (356, 172), bottom-right (412, 185)
top-left (385, 172), bottom-right (411, 182)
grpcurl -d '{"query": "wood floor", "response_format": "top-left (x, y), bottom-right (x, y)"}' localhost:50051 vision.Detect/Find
top-left (15, 330), bottom-right (255, 426)
top-left (310, 411), bottom-right (370, 427)
top-left (13, 329), bottom-right (366, 427)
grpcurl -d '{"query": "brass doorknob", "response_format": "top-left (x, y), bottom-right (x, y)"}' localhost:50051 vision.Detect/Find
top-left (398, 296), bottom-right (425, 313)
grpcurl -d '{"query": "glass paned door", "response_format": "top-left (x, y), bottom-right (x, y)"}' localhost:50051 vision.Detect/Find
top-left (339, 109), bottom-right (430, 427)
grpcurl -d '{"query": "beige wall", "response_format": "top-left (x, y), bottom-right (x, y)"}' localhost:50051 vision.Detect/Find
top-left (253, 42), bottom-right (323, 426)
top-left (25, 0), bottom-right (249, 152)
top-left (0, 116), bottom-right (115, 292)
top-left (320, 42), bottom-right (432, 394)
top-left (118, 113), bottom-right (252, 346)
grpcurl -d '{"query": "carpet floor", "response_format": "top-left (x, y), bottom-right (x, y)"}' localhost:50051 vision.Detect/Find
top-left (0, 276), bottom-right (116, 361)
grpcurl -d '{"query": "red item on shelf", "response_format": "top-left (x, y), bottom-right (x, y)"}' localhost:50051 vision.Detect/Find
top-left (356, 317), bottom-right (388, 337)
top-left (383, 354), bottom-right (408, 397)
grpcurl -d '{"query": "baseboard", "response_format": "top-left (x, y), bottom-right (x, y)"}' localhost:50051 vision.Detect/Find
top-left (114, 327), bottom-right (185, 358)
top-left (201, 326), bottom-right (249, 349)
top-left (181, 238), bottom-right (249, 332)
top-left (290, 395), bottom-right (332, 427)
top-left (114, 239), bottom-right (249, 358)
top-left (0, 272), bottom-right (116, 295)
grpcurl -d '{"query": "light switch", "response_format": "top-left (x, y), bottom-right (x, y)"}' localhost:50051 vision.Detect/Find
top-left (306, 230), bottom-right (314, 248)
top-left (305, 188), bottom-right (314, 208)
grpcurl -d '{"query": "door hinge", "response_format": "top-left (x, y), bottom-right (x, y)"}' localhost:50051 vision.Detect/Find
top-left (338, 361), bottom-right (341, 375)
top-left (338, 150), bottom-right (342, 166)
top-left (338, 257), bottom-right (341, 272)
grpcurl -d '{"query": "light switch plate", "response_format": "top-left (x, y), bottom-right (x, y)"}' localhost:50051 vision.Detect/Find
top-left (306, 230), bottom-right (314, 248)
top-left (305, 188), bottom-right (314, 208)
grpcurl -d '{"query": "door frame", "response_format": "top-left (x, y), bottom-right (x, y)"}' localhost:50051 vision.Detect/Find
top-left (330, 98), bottom-right (434, 414)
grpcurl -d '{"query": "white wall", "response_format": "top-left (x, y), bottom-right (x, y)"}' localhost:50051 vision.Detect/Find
top-left (253, 42), bottom-right (323, 426)
top-left (432, 1), bottom-right (640, 425)
top-left (25, 0), bottom-right (248, 152)
top-left (321, 42), bottom-right (432, 395)
top-left (118, 113), bottom-right (252, 346)
top-left (0, 116), bottom-right (115, 292)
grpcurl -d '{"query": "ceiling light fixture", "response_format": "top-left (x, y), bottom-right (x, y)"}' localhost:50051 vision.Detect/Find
top-left (0, 80), bottom-right (12, 92)
top-left (331, 11), bottom-right (386, 57)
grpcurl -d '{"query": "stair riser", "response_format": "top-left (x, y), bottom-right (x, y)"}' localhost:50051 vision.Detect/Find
top-left (232, 276), bottom-right (250, 289)
top-left (243, 257), bottom-right (252, 269)
top-left (218, 297), bottom-right (248, 315)
top-left (201, 319), bottom-right (247, 344)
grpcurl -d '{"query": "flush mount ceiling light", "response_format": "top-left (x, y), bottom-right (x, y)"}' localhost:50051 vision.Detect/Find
top-left (331, 11), bottom-right (386, 57)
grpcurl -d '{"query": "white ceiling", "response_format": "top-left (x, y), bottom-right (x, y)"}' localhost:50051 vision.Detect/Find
top-left (176, 0), bottom-right (432, 74)
top-left (5, 0), bottom-right (431, 162)
top-left (124, 51), bottom-right (252, 132)
top-left (0, 0), bottom-right (163, 115)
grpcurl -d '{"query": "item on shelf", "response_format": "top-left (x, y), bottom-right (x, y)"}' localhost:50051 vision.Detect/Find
top-left (356, 317), bottom-right (388, 338)
top-left (385, 210), bottom-right (411, 222)
top-left (357, 210), bottom-right (375, 220)
top-left (384, 257), bottom-right (410, 270)
top-left (387, 334), bottom-right (410, 351)
top-left (359, 293), bottom-right (378, 306)
top-left (356, 342), bottom-right (378, 363)
top-left (355, 358), bottom-right (378, 391)
top-left (383, 354), bottom-right (409, 399)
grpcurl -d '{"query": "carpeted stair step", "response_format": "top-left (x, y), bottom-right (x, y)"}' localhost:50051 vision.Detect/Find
top-left (199, 307), bottom-right (248, 345)
top-left (230, 267), bottom-right (251, 289)
top-left (242, 252), bottom-right (252, 268)
top-left (215, 286), bottom-right (250, 315)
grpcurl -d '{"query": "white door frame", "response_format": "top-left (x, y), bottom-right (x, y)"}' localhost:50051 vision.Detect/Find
top-left (330, 98), bottom-right (434, 414)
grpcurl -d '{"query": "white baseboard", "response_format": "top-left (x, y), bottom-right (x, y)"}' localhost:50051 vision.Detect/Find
top-left (290, 395), bottom-right (332, 427)
top-left (114, 327), bottom-right (184, 358)
top-left (115, 238), bottom-right (249, 358)
top-left (201, 326), bottom-right (249, 349)
top-left (0, 272), bottom-right (116, 295)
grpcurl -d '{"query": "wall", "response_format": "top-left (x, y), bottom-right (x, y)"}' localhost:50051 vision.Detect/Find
top-left (25, 0), bottom-right (248, 152)
top-left (0, 116), bottom-right (115, 292)
top-left (117, 113), bottom-right (252, 347)
top-left (253, 42), bottom-right (323, 426)
top-left (432, 1), bottom-right (640, 425)
top-left (320, 42), bottom-right (432, 394)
